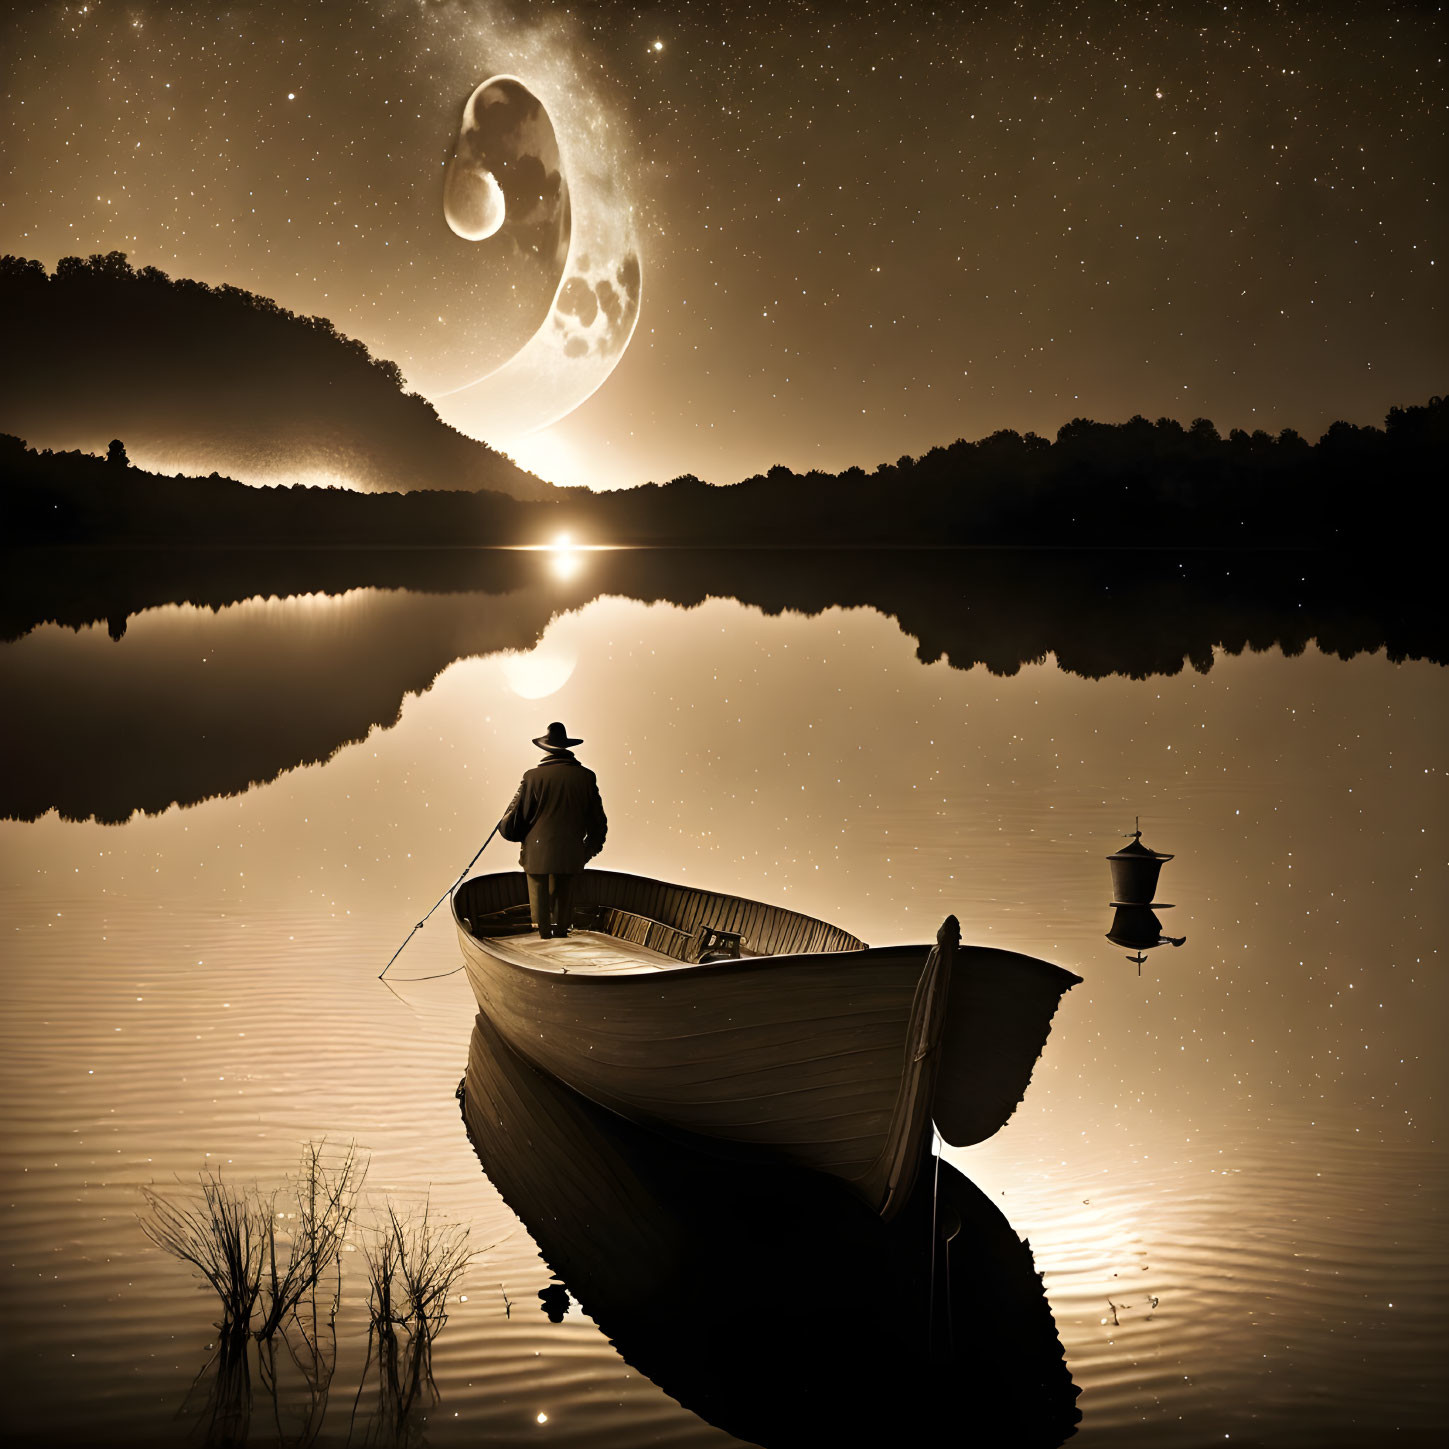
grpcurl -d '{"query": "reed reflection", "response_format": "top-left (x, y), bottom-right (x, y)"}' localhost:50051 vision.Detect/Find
top-left (350, 1203), bottom-right (470, 1449)
top-left (173, 1295), bottom-right (343, 1449)
top-left (459, 1011), bottom-right (1081, 1449)
top-left (181, 1334), bottom-right (253, 1449)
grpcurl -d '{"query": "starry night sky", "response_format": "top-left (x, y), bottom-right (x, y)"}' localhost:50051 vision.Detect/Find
top-left (2, 0), bottom-right (1444, 488)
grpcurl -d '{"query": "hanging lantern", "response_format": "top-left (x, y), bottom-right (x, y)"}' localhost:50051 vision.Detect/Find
top-left (1105, 820), bottom-right (1174, 904)
top-left (1106, 818), bottom-right (1185, 974)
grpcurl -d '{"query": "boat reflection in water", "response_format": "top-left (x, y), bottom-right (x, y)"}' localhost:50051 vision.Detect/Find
top-left (460, 1011), bottom-right (1081, 1448)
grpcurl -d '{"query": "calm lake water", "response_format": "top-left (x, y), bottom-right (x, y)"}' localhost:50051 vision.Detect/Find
top-left (1, 549), bottom-right (1445, 1447)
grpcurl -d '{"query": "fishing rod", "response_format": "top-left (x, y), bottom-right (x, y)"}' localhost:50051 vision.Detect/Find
top-left (378, 821), bottom-right (502, 980)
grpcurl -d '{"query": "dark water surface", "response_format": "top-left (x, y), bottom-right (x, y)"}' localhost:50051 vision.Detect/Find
top-left (1, 550), bottom-right (1445, 1446)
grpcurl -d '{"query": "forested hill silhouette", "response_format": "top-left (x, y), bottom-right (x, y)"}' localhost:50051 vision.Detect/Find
top-left (0, 252), bottom-right (554, 500)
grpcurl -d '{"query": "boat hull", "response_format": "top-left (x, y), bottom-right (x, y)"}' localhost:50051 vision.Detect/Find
top-left (456, 923), bottom-right (945, 1216)
top-left (452, 870), bottom-right (1079, 1216)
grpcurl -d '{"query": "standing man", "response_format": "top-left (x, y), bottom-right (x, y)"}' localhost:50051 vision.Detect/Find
top-left (498, 722), bottom-right (608, 939)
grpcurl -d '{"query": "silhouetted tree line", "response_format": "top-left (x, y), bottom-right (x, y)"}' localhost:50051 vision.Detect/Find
top-left (0, 431), bottom-right (545, 546)
top-left (605, 394), bottom-right (1446, 547)
top-left (4, 394), bottom-right (1443, 550)
top-left (0, 252), bottom-right (552, 499)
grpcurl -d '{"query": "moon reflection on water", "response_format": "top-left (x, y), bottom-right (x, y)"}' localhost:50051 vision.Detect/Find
top-left (499, 640), bottom-right (579, 700)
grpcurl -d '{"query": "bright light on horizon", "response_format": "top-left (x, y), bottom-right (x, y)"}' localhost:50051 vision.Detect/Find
top-left (503, 428), bottom-right (595, 489)
top-left (548, 532), bottom-right (582, 581)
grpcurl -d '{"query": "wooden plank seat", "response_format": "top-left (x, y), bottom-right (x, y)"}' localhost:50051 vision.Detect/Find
top-left (587, 907), bottom-right (745, 963)
top-left (595, 906), bottom-right (693, 958)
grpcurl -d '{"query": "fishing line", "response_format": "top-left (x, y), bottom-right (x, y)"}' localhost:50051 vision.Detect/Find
top-left (378, 821), bottom-right (501, 980)
top-left (382, 962), bottom-right (466, 983)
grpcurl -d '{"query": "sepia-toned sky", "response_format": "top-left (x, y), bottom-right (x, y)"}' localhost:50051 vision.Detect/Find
top-left (2, 0), bottom-right (1444, 488)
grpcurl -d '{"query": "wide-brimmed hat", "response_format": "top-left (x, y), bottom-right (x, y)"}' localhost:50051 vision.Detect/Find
top-left (533, 721), bottom-right (583, 751)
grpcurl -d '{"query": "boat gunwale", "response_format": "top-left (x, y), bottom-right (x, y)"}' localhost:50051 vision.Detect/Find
top-left (451, 866), bottom-right (872, 976)
top-left (457, 925), bottom-right (936, 982)
top-left (455, 904), bottom-right (1082, 994)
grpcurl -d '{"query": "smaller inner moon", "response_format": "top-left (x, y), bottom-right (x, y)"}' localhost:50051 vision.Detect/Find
top-left (444, 164), bottom-right (505, 241)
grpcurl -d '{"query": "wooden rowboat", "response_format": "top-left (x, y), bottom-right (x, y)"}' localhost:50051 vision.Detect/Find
top-left (453, 868), bottom-right (1081, 1221)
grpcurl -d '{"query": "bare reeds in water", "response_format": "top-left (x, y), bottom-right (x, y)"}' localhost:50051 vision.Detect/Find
top-left (142, 1143), bottom-right (476, 1445)
top-left (353, 1199), bottom-right (475, 1439)
top-left (256, 1139), bottom-right (366, 1342)
top-left (140, 1170), bottom-right (266, 1339)
top-left (376, 1200), bottom-right (473, 1339)
top-left (141, 1140), bottom-right (367, 1344)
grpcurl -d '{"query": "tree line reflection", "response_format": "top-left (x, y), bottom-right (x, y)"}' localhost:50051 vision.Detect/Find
top-left (1, 546), bottom-right (1439, 823)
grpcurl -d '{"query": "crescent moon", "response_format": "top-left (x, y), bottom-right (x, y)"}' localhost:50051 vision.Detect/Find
top-left (433, 74), bottom-right (642, 442)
